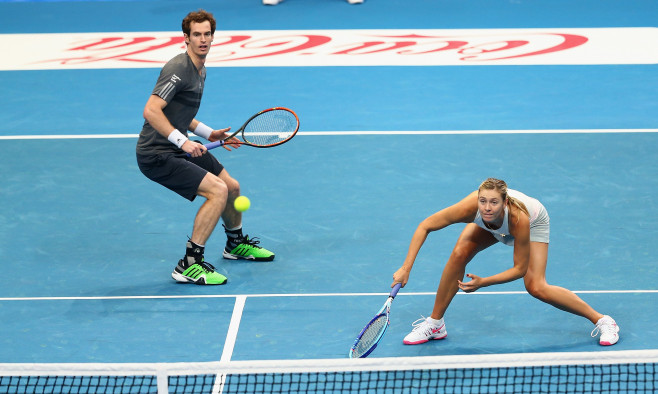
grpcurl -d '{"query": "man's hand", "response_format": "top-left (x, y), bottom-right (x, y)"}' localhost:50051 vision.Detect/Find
top-left (208, 127), bottom-right (240, 151)
top-left (182, 140), bottom-right (207, 157)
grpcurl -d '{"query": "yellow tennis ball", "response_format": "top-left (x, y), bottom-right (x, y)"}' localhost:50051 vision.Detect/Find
top-left (234, 196), bottom-right (251, 212)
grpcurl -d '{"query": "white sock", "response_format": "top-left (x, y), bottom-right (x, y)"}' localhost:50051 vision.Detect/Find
top-left (427, 317), bottom-right (443, 326)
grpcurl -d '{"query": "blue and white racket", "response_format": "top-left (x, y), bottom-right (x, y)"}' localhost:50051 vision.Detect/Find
top-left (349, 283), bottom-right (402, 359)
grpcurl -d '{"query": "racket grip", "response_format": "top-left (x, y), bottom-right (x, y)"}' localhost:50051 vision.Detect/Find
top-left (185, 140), bottom-right (225, 157)
top-left (390, 283), bottom-right (402, 298)
top-left (204, 140), bottom-right (226, 150)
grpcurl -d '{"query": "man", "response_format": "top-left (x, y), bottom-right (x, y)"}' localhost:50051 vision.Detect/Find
top-left (136, 10), bottom-right (275, 285)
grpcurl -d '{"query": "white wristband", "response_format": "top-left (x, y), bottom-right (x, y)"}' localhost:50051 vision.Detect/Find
top-left (193, 122), bottom-right (213, 139)
top-left (167, 129), bottom-right (188, 148)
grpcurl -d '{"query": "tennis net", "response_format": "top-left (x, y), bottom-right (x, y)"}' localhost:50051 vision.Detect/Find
top-left (1, 349), bottom-right (656, 393)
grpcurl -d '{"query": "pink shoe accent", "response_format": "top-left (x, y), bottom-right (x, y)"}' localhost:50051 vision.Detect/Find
top-left (433, 332), bottom-right (448, 340)
top-left (431, 325), bottom-right (445, 335)
top-left (403, 338), bottom-right (429, 345)
top-left (403, 333), bottom-right (448, 345)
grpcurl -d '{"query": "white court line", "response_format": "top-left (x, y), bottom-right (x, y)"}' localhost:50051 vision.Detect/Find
top-left (0, 134), bottom-right (140, 140)
top-left (212, 295), bottom-right (246, 394)
top-left (299, 129), bottom-right (658, 135)
top-left (1, 289), bottom-right (656, 302)
top-left (0, 128), bottom-right (657, 140)
top-left (221, 295), bottom-right (246, 363)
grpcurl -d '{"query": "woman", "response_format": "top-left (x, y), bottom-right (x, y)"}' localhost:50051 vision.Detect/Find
top-left (392, 178), bottom-right (619, 346)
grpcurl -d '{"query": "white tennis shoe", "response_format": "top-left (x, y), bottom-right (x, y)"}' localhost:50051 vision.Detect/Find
top-left (591, 315), bottom-right (620, 346)
top-left (403, 316), bottom-right (447, 345)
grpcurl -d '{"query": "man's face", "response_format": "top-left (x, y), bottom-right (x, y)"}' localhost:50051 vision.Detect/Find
top-left (185, 21), bottom-right (213, 58)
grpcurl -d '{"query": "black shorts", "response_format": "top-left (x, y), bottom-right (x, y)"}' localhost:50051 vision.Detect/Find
top-left (136, 149), bottom-right (224, 201)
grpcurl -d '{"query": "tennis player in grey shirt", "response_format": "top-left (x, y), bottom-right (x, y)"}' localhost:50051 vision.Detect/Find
top-left (136, 10), bottom-right (275, 286)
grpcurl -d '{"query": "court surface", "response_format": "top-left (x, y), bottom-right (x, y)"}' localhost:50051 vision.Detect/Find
top-left (0, 0), bottom-right (657, 366)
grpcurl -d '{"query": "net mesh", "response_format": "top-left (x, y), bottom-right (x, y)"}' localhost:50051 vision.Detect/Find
top-left (2, 350), bottom-right (656, 394)
top-left (216, 365), bottom-right (657, 394)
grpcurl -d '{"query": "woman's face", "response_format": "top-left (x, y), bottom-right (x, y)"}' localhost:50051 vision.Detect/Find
top-left (477, 189), bottom-right (506, 224)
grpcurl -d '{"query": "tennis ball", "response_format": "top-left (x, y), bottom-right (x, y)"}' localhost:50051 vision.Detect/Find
top-left (234, 196), bottom-right (251, 212)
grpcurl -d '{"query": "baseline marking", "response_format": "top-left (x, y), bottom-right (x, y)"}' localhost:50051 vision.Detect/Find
top-left (1, 289), bottom-right (656, 302)
top-left (0, 128), bottom-right (657, 141)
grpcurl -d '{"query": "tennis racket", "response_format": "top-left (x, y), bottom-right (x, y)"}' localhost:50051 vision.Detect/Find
top-left (204, 107), bottom-right (299, 150)
top-left (349, 283), bottom-right (402, 359)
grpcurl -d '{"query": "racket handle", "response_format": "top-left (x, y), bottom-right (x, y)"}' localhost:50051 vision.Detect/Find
top-left (185, 140), bottom-right (226, 157)
top-left (390, 283), bottom-right (402, 298)
top-left (204, 140), bottom-right (226, 150)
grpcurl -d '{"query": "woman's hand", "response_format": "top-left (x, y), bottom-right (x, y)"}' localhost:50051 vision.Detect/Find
top-left (457, 273), bottom-right (484, 293)
top-left (392, 266), bottom-right (411, 288)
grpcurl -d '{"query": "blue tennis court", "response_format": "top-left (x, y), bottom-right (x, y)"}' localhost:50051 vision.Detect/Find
top-left (0, 0), bottom-right (657, 391)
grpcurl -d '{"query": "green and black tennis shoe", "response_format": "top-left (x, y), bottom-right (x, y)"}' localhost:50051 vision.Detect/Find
top-left (172, 260), bottom-right (228, 285)
top-left (223, 235), bottom-right (275, 261)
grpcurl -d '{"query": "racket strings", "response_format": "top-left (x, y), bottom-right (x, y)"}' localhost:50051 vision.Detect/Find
top-left (243, 109), bottom-right (298, 146)
top-left (351, 315), bottom-right (388, 358)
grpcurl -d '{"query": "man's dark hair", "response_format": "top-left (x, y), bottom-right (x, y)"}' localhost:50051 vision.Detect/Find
top-left (182, 9), bottom-right (216, 36)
